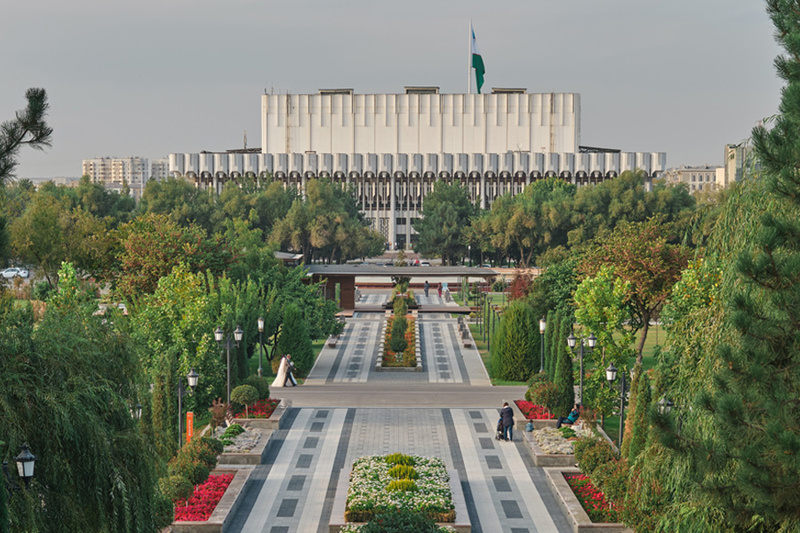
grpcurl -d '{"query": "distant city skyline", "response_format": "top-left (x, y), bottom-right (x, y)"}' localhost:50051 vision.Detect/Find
top-left (0, 0), bottom-right (782, 179)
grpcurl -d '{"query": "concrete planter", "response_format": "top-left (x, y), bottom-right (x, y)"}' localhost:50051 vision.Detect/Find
top-left (524, 431), bottom-right (576, 467)
top-left (232, 397), bottom-right (292, 430)
top-left (376, 315), bottom-right (422, 372)
top-left (170, 467), bottom-right (253, 533)
top-left (217, 427), bottom-right (272, 466)
top-left (544, 467), bottom-right (633, 533)
top-left (329, 466), bottom-right (470, 533)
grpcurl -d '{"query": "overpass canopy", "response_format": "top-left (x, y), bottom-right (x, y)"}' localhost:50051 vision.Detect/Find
top-left (305, 265), bottom-right (496, 277)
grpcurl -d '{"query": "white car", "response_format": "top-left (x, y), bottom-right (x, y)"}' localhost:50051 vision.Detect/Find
top-left (1, 268), bottom-right (28, 279)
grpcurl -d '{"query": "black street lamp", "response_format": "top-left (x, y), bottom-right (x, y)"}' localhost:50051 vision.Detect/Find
top-left (257, 317), bottom-right (265, 378)
top-left (606, 362), bottom-right (626, 447)
top-left (214, 325), bottom-right (243, 406)
top-left (658, 396), bottom-right (674, 414)
top-left (177, 368), bottom-right (199, 449)
top-left (567, 331), bottom-right (596, 405)
top-left (539, 318), bottom-right (547, 373)
top-left (5, 443), bottom-right (36, 490)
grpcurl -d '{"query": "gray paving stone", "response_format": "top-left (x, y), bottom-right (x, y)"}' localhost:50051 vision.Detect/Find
top-left (474, 423), bottom-right (488, 433)
top-left (310, 422), bottom-right (324, 432)
top-left (486, 455), bottom-right (502, 469)
top-left (287, 475), bottom-right (305, 491)
top-left (493, 476), bottom-right (512, 492)
top-left (304, 437), bottom-right (319, 449)
top-left (276, 499), bottom-right (298, 517)
top-left (501, 500), bottom-right (523, 519)
top-left (479, 437), bottom-right (495, 450)
top-left (296, 454), bottom-right (313, 468)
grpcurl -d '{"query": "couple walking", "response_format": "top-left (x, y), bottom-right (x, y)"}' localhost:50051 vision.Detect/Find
top-left (271, 354), bottom-right (297, 387)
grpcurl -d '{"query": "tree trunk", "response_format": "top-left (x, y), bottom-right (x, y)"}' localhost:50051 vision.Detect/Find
top-left (636, 314), bottom-right (650, 366)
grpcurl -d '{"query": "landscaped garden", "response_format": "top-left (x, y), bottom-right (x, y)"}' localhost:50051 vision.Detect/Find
top-left (381, 286), bottom-right (418, 368)
top-left (344, 453), bottom-right (455, 524)
top-left (514, 400), bottom-right (555, 420)
top-left (563, 473), bottom-right (619, 523)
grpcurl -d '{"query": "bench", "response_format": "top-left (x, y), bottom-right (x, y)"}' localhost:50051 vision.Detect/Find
top-left (327, 335), bottom-right (339, 348)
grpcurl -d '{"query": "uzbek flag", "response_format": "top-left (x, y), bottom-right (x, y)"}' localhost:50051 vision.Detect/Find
top-left (471, 25), bottom-right (486, 93)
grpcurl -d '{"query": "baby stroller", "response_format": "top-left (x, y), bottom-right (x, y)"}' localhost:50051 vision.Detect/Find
top-left (495, 418), bottom-right (504, 441)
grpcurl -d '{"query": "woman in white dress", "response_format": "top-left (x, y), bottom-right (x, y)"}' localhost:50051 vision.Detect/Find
top-left (271, 356), bottom-right (288, 388)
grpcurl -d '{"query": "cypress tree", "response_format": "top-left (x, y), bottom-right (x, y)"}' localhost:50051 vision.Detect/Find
top-left (553, 315), bottom-right (574, 416)
top-left (277, 303), bottom-right (314, 377)
top-left (492, 300), bottom-right (536, 381)
top-left (545, 310), bottom-right (557, 380)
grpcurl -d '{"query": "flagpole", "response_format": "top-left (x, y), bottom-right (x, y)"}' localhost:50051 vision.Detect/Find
top-left (467, 21), bottom-right (472, 95)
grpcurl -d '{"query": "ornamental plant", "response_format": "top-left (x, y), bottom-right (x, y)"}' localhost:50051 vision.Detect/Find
top-left (514, 400), bottom-right (556, 420)
top-left (159, 475), bottom-right (194, 505)
top-left (231, 384), bottom-right (259, 418)
top-left (168, 452), bottom-right (210, 486)
top-left (564, 473), bottom-right (619, 523)
top-left (173, 473), bottom-right (235, 521)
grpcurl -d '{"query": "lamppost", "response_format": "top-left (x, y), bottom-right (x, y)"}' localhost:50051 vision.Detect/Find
top-left (2, 443), bottom-right (36, 492)
top-left (539, 317), bottom-right (547, 373)
top-left (257, 317), bottom-right (265, 378)
top-left (177, 368), bottom-right (199, 448)
top-left (129, 403), bottom-right (142, 420)
top-left (567, 331), bottom-right (596, 405)
top-left (658, 396), bottom-right (674, 414)
top-left (606, 362), bottom-right (626, 447)
top-left (214, 325), bottom-right (243, 406)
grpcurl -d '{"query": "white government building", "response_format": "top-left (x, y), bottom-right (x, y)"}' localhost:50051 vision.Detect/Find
top-left (169, 87), bottom-right (665, 248)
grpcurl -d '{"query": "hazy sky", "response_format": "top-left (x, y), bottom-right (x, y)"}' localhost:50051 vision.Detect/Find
top-left (0, 0), bottom-right (782, 178)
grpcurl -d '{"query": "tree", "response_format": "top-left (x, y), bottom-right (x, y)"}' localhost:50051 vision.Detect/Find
top-left (413, 182), bottom-right (476, 265)
top-left (0, 88), bottom-right (52, 185)
top-left (581, 218), bottom-right (690, 364)
top-left (276, 302), bottom-right (314, 377)
top-left (490, 300), bottom-right (538, 381)
top-left (552, 315), bottom-right (575, 417)
top-left (231, 385), bottom-right (259, 418)
top-left (0, 269), bottom-right (162, 532)
top-left (114, 213), bottom-right (233, 300)
top-left (484, 178), bottom-right (575, 267)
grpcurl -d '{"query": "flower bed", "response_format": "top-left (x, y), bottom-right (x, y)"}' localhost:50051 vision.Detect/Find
top-left (515, 400), bottom-right (555, 420)
top-left (340, 523), bottom-right (455, 532)
top-left (345, 454), bottom-right (454, 523)
top-left (233, 398), bottom-right (279, 419)
top-left (563, 473), bottom-right (619, 523)
top-left (174, 474), bottom-right (234, 522)
top-left (382, 317), bottom-right (417, 367)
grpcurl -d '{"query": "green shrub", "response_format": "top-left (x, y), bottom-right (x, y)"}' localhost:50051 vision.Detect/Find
top-left (389, 317), bottom-right (408, 353)
top-left (158, 475), bottom-right (194, 503)
top-left (32, 281), bottom-right (55, 301)
top-left (243, 375), bottom-right (270, 399)
top-left (184, 437), bottom-right (222, 470)
top-left (492, 278), bottom-right (507, 292)
top-left (387, 464), bottom-right (419, 480)
top-left (593, 459), bottom-right (629, 505)
top-left (525, 372), bottom-right (552, 401)
top-left (385, 453), bottom-right (416, 466)
top-left (219, 437), bottom-right (233, 447)
top-left (167, 453), bottom-right (210, 486)
top-left (527, 380), bottom-right (559, 414)
top-left (153, 490), bottom-right (175, 527)
top-left (231, 384), bottom-right (259, 417)
top-left (360, 509), bottom-right (441, 533)
top-left (558, 427), bottom-right (577, 439)
top-left (574, 437), bottom-right (617, 477)
top-left (224, 423), bottom-right (245, 436)
top-left (386, 479), bottom-right (418, 492)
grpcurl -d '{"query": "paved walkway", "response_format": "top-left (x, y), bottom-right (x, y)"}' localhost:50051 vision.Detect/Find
top-left (230, 290), bottom-right (572, 532)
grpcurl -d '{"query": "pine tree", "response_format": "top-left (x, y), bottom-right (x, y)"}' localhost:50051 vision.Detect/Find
top-left (658, 2), bottom-right (800, 528)
top-left (277, 303), bottom-right (314, 377)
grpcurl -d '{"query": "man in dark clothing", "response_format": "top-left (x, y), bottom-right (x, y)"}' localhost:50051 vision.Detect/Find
top-left (500, 402), bottom-right (514, 441)
top-left (424, 280), bottom-right (430, 297)
top-left (557, 404), bottom-right (580, 428)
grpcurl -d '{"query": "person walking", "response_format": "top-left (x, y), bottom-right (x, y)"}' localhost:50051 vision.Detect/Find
top-left (437, 283), bottom-right (443, 300)
top-left (284, 354), bottom-right (298, 386)
top-left (500, 402), bottom-right (514, 441)
top-left (424, 280), bottom-right (430, 298)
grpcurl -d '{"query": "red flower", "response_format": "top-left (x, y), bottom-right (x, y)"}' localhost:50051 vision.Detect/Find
top-left (234, 399), bottom-right (280, 419)
top-left (174, 474), bottom-right (235, 522)
top-left (514, 400), bottom-right (555, 420)
top-left (563, 474), bottom-right (620, 523)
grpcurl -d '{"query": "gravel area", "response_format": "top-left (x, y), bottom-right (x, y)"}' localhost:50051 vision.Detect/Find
top-left (214, 425), bottom-right (263, 453)
top-left (532, 425), bottom-right (591, 455)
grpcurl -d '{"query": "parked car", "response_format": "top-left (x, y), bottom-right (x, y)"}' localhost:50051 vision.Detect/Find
top-left (420, 261), bottom-right (431, 267)
top-left (1, 268), bottom-right (29, 279)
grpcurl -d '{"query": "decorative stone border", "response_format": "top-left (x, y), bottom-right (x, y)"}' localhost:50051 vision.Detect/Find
top-left (233, 397), bottom-right (292, 430)
top-left (544, 467), bottom-right (633, 533)
top-left (523, 431), bottom-right (576, 467)
top-left (375, 311), bottom-right (422, 372)
top-left (328, 465), bottom-right (471, 533)
top-left (170, 467), bottom-right (253, 533)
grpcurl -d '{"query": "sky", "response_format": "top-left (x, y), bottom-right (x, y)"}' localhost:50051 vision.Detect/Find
top-left (0, 0), bottom-right (782, 179)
